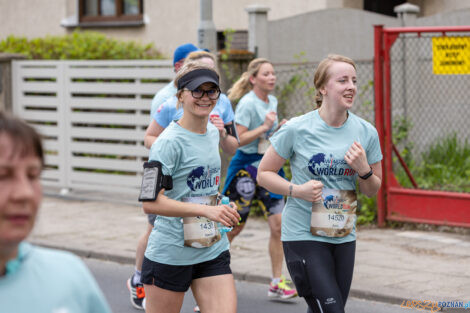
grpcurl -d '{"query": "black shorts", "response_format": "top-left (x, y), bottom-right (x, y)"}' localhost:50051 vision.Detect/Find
top-left (140, 250), bottom-right (232, 292)
top-left (224, 167), bottom-right (284, 223)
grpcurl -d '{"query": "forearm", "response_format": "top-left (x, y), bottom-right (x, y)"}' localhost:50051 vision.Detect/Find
top-left (239, 125), bottom-right (268, 146)
top-left (220, 134), bottom-right (238, 155)
top-left (144, 135), bottom-right (157, 149)
top-left (257, 170), bottom-right (291, 197)
top-left (358, 175), bottom-right (381, 197)
top-left (142, 193), bottom-right (206, 217)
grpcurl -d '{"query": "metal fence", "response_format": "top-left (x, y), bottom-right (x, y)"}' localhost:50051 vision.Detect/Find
top-left (273, 60), bottom-right (375, 124)
top-left (390, 32), bottom-right (470, 156)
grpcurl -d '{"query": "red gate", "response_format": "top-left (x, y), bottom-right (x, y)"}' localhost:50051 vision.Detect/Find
top-left (374, 25), bottom-right (470, 227)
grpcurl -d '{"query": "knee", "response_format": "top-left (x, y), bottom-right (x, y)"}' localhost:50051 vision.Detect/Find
top-left (228, 224), bottom-right (244, 241)
top-left (269, 217), bottom-right (282, 239)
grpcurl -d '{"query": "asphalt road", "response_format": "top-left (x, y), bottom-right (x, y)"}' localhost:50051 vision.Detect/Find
top-left (83, 257), bottom-right (403, 313)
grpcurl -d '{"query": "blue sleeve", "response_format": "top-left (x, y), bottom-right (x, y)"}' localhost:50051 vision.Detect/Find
top-left (219, 94), bottom-right (234, 124)
top-left (269, 121), bottom-right (295, 160)
top-left (234, 97), bottom-right (252, 128)
top-left (153, 98), bottom-right (177, 128)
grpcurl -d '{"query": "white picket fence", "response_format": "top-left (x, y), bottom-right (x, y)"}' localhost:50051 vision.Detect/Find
top-left (12, 60), bottom-right (174, 195)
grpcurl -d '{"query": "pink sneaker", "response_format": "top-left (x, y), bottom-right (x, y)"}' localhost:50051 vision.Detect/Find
top-left (268, 276), bottom-right (298, 300)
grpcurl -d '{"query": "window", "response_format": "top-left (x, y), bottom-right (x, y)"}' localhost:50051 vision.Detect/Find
top-left (79, 0), bottom-right (143, 24)
top-left (364, 0), bottom-right (406, 17)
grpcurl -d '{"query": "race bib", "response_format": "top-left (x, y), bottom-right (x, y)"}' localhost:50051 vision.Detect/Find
top-left (310, 188), bottom-right (357, 238)
top-left (182, 195), bottom-right (222, 248)
top-left (257, 136), bottom-right (271, 154)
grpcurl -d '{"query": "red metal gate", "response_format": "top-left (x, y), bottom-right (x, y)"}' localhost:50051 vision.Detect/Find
top-left (374, 25), bottom-right (470, 227)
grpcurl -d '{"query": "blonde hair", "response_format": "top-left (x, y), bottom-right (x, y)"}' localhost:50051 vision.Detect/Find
top-left (185, 51), bottom-right (217, 67)
top-left (174, 61), bottom-right (219, 109)
top-left (313, 54), bottom-right (356, 108)
top-left (228, 58), bottom-right (272, 102)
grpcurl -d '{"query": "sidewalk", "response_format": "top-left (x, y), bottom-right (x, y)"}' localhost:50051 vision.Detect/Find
top-left (30, 189), bottom-right (470, 307)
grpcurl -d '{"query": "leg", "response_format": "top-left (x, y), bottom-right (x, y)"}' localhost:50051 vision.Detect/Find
top-left (144, 284), bottom-right (184, 313)
top-left (267, 213), bottom-right (283, 278)
top-left (334, 241), bottom-right (356, 307)
top-left (224, 169), bottom-right (255, 243)
top-left (283, 241), bottom-right (347, 313)
top-left (226, 222), bottom-right (246, 242)
top-left (136, 222), bottom-right (154, 272)
top-left (127, 217), bottom-right (155, 310)
top-left (191, 274), bottom-right (237, 313)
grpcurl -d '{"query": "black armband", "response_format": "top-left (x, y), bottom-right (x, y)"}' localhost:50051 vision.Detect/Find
top-left (138, 161), bottom-right (173, 202)
top-left (224, 123), bottom-right (240, 144)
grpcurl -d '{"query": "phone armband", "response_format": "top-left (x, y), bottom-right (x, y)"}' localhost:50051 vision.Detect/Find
top-left (138, 161), bottom-right (173, 202)
top-left (224, 123), bottom-right (240, 144)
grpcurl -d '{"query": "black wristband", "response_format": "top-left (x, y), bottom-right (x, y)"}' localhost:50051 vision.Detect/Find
top-left (359, 168), bottom-right (373, 180)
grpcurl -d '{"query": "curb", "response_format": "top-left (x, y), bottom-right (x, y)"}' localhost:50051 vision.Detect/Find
top-left (32, 241), bottom-right (412, 307)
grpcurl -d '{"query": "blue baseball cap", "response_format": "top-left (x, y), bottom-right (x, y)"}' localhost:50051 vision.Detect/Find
top-left (173, 43), bottom-right (199, 66)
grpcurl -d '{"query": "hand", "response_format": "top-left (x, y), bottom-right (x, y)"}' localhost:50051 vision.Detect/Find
top-left (209, 115), bottom-right (226, 134)
top-left (262, 111), bottom-right (277, 132)
top-left (344, 141), bottom-right (370, 176)
top-left (204, 203), bottom-right (240, 227)
top-left (293, 180), bottom-right (323, 202)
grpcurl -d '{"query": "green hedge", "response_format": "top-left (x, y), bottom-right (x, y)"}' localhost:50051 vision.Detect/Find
top-left (0, 30), bottom-right (164, 60)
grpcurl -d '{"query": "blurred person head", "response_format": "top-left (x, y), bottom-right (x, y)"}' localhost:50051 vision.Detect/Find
top-left (228, 58), bottom-right (275, 102)
top-left (185, 50), bottom-right (217, 69)
top-left (0, 112), bottom-right (43, 274)
top-left (314, 54), bottom-right (356, 109)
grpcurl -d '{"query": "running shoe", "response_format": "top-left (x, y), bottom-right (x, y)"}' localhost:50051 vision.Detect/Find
top-left (194, 305), bottom-right (201, 312)
top-left (126, 275), bottom-right (145, 310)
top-left (268, 276), bottom-right (298, 300)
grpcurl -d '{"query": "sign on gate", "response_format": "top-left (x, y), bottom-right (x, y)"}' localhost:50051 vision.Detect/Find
top-left (432, 37), bottom-right (470, 74)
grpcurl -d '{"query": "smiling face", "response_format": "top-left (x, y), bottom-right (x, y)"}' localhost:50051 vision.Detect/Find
top-left (179, 82), bottom-right (218, 118)
top-left (250, 62), bottom-right (276, 93)
top-left (320, 61), bottom-right (357, 110)
top-left (0, 135), bottom-right (42, 248)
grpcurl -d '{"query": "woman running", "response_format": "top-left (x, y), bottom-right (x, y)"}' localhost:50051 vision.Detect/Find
top-left (257, 54), bottom-right (383, 313)
top-left (141, 62), bottom-right (240, 313)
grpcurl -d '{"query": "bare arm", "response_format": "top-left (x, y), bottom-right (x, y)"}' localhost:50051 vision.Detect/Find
top-left (257, 146), bottom-right (323, 202)
top-left (237, 111), bottom-right (277, 147)
top-left (209, 116), bottom-right (238, 155)
top-left (357, 161), bottom-right (382, 197)
top-left (144, 120), bottom-right (165, 149)
top-left (143, 189), bottom-right (240, 227)
top-left (344, 141), bottom-right (382, 197)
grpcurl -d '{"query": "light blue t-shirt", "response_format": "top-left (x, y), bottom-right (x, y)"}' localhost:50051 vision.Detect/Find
top-left (150, 81), bottom-right (177, 121)
top-left (145, 121), bottom-right (229, 265)
top-left (154, 94), bottom-right (234, 128)
top-left (235, 90), bottom-right (279, 154)
top-left (270, 110), bottom-right (382, 244)
top-left (0, 242), bottom-right (112, 313)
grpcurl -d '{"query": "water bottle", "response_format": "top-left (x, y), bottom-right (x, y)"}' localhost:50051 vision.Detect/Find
top-left (218, 196), bottom-right (233, 234)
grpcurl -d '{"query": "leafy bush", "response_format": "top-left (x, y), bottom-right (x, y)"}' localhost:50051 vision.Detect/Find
top-left (0, 30), bottom-right (163, 60)
top-left (409, 134), bottom-right (470, 193)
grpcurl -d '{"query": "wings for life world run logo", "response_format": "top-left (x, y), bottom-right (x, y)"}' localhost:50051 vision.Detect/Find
top-left (308, 153), bottom-right (356, 178)
top-left (187, 166), bottom-right (220, 192)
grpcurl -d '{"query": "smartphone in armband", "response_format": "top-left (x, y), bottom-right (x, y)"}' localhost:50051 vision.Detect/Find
top-left (138, 161), bottom-right (172, 202)
top-left (224, 123), bottom-right (240, 144)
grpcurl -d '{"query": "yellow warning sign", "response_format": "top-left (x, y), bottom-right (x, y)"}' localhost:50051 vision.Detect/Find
top-left (432, 37), bottom-right (470, 75)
